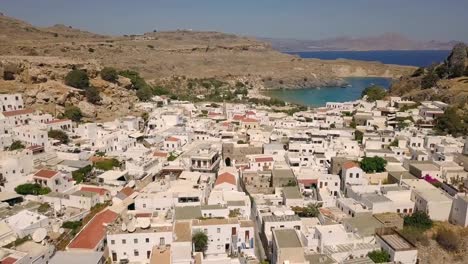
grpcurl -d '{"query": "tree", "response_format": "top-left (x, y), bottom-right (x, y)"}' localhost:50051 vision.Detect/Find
top-left (72, 165), bottom-right (93, 184)
top-left (434, 107), bottom-right (467, 137)
top-left (404, 211), bottom-right (433, 230)
top-left (421, 70), bottom-right (439, 89)
top-left (360, 156), bottom-right (387, 173)
top-left (435, 63), bottom-right (449, 79)
top-left (9, 141), bottom-right (25, 151)
top-left (411, 67), bottom-right (425, 77)
top-left (95, 159), bottom-right (120, 171)
top-left (292, 203), bottom-right (320, 217)
top-left (192, 231), bottom-right (208, 253)
top-left (100, 67), bottom-right (118, 82)
top-left (354, 130), bottom-right (363, 143)
top-left (48, 129), bottom-right (70, 144)
top-left (63, 106), bottom-right (83, 122)
top-left (136, 85), bottom-right (153, 101)
top-left (15, 183), bottom-right (51, 195)
top-left (65, 69), bottom-right (89, 89)
top-left (361, 85), bottom-right (387, 102)
top-left (367, 250), bottom-right (390, 263)
top-left (85, 86), bottom-right (101, 104)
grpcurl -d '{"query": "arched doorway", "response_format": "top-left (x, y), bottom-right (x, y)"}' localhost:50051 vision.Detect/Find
top-left (225, 157), bottom-right (231, 167)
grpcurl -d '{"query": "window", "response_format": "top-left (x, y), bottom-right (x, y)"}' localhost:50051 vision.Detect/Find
top-left (217, 228), bottom-right (221, 233)
top-left (349, 173), bottom-right (353, 178)
top-left (356, 173), bottom-right (359, 178)
top-left (146, 238), bottom-right (150, 243)
top-left (134, 250), bottom-right (139, 256)
top-left (134, 238), bottom-right (138, 244)
top-left (122, 239), bottom-right (126, 244)
top-left (147, 251), bottom-right (151, 259)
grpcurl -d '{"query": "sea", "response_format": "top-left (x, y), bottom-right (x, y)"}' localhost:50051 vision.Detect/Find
top-left (266, 50), bottom-right (450, 106)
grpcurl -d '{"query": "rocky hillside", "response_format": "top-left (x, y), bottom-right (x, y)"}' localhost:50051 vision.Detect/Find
top-left (389, 43), bottom-right (468, 106)
top-left (0, 56), bottom-right (139, 121)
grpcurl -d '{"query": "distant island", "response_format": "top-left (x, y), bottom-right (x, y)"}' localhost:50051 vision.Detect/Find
top-left (261, 33), bottom-right (462, 52)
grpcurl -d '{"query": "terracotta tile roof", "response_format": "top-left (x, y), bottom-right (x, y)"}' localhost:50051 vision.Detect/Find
top-left (1, 257), bottom-right (18, 264)
top-left (2, 108), bottom-right (34, 117)
top-left (68, 209), bottom-right (118, 250)
top-left (255, 157), bottom-right (274, 163)
top-left (119, 187), bottom-right (135, 197)
top-left (80, 186), bottom-right (109, 196)
top-left (232, 114), bottom-right (245, 121)
top-left (246, 111), bottom-right (255, 115)
top-left (241, 118), bottom-right (258, 123)
top-left (45, 119), bottom-right (70, 124)
top-left (153, 151), bottom-right (168, 158)
top-left (343, 161), bottom-right (359, 170)
top-left (166, 136), bottom-right (180, 142)
top-left (215, 172), bottom-right (236, 186)
top-left (136, 212), bottom-right (152, 218)
top-left (34, 169), bottom-right (58, 179)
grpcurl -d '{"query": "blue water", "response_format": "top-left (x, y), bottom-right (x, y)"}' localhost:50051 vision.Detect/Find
top-left (288, 50), bottom-right (450, 67)
top-left (266, 77), bottom-right (391, 107)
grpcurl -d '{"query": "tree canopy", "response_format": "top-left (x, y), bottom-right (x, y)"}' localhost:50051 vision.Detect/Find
top-left (48, 129), bottom-right (70, 144)
top-left (9, 141), bottom-right (25, 151)
top-left (361, 85), bottom-right (387, 102)
top-left (63, 105), bottom-right (83, 122)
top-left (404, 211), bottom-right (433, 230)
top-left (85, 86), bottom-right (101, 104)
top-left (65, 69), bottom-right (89, 89)
top-left (360, 156), bottom-right (387, 173)
top-left (15, 183), bottom-right (51, 195)
top-left (192, 231), bottom-right (208, 253)
top-left (434, 107), bottom-right (467, 137)
top-left (367, 250), bottom-right (390, 263)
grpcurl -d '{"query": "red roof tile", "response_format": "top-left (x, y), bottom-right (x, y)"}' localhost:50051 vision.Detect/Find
top-left (68, 209), bottom-right (118, 250)
top-left (1, 257), bottom-right (18, 264)
top-left (343, 161), bottom-right (359, 170)
top-left (254, 157), bottom-right (274, 163)
top-left (246, 111), bottom-right (255, 115)
top-left (232, 114), bottom-right (245, 121)
top-left (241, 118), bottom-right (258, 123)
top-left (34, 169), bottom-right (58, 179)
top-left (166, 136), bottom-right (180, 142)
top-left (119, 187), bottom-right (135, 197)
top-left (153, 151), bottom-right (168, 158)
top-left (215, 172), bottom-right (236, 186)
top-left (80, 186), bottom-right (109, 196)
top-left (2, 108), bottom-right (34, 117)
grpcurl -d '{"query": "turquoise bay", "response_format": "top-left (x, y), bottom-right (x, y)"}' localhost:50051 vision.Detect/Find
top-left (266, 77), bottom-right (391, 107)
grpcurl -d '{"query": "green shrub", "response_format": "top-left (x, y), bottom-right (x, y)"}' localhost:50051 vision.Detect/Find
top-left (72, 165), bottom-right (93, 184)
top-left (65, 69), bottom-right (89, 89)
top-left (367, 250), bottom-right (390, 263)
top-left (9, 140), bottom-right (25, 151)
top-left (63, 105), bottom-right (83, 122)
top-left (95, 159), bottom-right (120, 171)
top-left (15, 183), bottom-right (51, 195)
top-left (192, 231), bottom-right (208, 253)
top-left (404, 211), bottom-right (433, 230)
top-left (100, 67), bottom-right (118, 82)
top-left (361, 85), bottom-right (387, 102)
top-left (85, 86), bottom-right (101, 104)
top-left (421, 70), bottom-right (439, 89)
top-left (48, 129), bottom-right (70, 144)
top-left (360, 156), bottom-right (387, 173)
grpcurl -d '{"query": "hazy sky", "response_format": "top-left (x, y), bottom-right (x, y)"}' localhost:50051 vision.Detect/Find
top-left (2, 0), bottom-right (468, 41)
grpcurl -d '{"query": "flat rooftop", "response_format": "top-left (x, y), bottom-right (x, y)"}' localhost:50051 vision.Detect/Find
top-left (273, 229), bottom-right (302, 248)
top-left (380, 234), bottom-right (415, 251)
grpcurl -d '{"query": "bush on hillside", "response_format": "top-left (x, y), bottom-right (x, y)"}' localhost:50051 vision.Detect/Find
top-left (421, 70), bottom-right (439, 89)
top-left (448, 43), bottom-right (467, 78)
top-left (360, 156), bottom-right (387, 173)
top-left (361, 85), bottom-right (386, 102)
top-left (435, 227), bottom-right (461, 252)
top-left (434, 107), bottom-right (467, 137)
top-left (63, 105), bottom-right (83, 122)
top-left (9, 140), bottom-right (25, 151)
top-left (85, 86), bottom-right (101, 104)
top-left (65, 69), bottom-right (89, 89)
top-left (100, 67), bottom-right (118, 82)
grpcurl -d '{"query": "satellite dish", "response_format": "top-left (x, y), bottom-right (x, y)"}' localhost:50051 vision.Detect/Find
top-left (32, 228), bottom-right (47, 243)
top-left (59, 228), bottom-right (65, 234)
top-left (285, 210), bottom-right (295, 216)
top-left (273, 211), bottom-right (284, 217)
top-left (121, 222), bottom-right (127, 232)
top-left (127, 180), bottom-right (136, 188)
top-left (127, 222), bottom-right (136, 233)
top-left (139, 218), bottom-right (151, 229)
